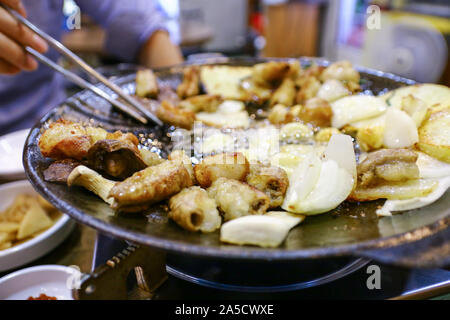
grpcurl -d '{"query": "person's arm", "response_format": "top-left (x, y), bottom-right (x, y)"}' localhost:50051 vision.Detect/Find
top-left (138, 30), bottom-right (183, 68)
top-left (0, 0), bottom-right (47, 74)
top-left (75, 0), bottom-right (183, 68)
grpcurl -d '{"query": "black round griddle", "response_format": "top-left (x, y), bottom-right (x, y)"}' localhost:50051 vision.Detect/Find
top-left (23, 57), bottom-right (450, 268)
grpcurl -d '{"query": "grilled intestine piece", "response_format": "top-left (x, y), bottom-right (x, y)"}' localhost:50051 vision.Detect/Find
top-left (38, 120), bottom-right (143, 162)
top-left (135, 69), bottom-right (159, 98)
top-left (67, 166), bottom-right (116, 205)
top-left (108, 160), bottom-right (194, 212)
top-left (296, 76), bottom-right (321, 104)
top-left (156, 100), bottom-right (196, 130)
top-left (270, 78), bottom-right (296, 107)
top-left (168, 150), bottom-right (195, 183)
top-left (295, 63), bottom-right (324, 87)
top-left (194, 153), bottom-right (250, 188)
top-left (139, 149), bottom-right (165, 167)
top-left (320, 60), bottom-right (360, 92)
top-left (208, 178), bottom-right (270, 221)
top-left (158, 85), bottom-right (181, 106)
top-left (348, 148), bottom-right (435, 202)
top-left (179, 94), bottom-right (223, 113)
top-left (252, 61), bottom-right (298, 86)
top-left (298, 98), bottom-right (333, 128)
top-left (177, 66), bottom-right (200, 99)
top-left (39, 120), bottom-right (102, 160)
top-left (169, 186), bottom-right (221, 232)
top-left (246, 164), bottom-right (289, 208)
top-left (356, 149), bottom-right (419, 188)
top-left (40, 123), bottom-right (147, 180)
top-left (267, 104), bottom-right (301, 125)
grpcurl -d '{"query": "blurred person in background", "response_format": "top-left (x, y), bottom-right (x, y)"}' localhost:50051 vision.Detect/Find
top-left (0, 0), bottom-right (183, 135)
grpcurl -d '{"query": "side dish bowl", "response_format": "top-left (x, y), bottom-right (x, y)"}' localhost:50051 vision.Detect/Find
top-left (0, 180), bottom-right (76, 272)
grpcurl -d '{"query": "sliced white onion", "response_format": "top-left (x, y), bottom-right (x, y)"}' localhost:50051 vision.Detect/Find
top-left (383, 108), bottom-right (418, 148)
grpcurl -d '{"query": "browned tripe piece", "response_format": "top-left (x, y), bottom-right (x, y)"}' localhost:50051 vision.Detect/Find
top-left (194, 152), bottom-right (250, 188)
top-left (296, 76), bottom-right (321, 104)
top-left (252, 61), bottom-right (296, 86)
top-left (156, 100), bottom-right (196, 130)
top-left (38, 120), bottom-right (143, 163)
top-left (105, 131), bottom-right (139, 146)
top-left (179, 94), bottom-right (223, 113)
top-left (108, 160), bottom-right (194, 212)
top-left (348, 148), bottom-right (422, 202)
top-left (177, 66), bottom-right (200, 99)
top-left (158, 85), bottom-right (181, 105)
top-left (246, 164), bottom-right (289, 208)
top-left (135, 69), bottom-right (159, 98)
top-left (298, 98), bottom-right (333, 127)
top-left (43, 159), bottom-right (81, 183)
top-left (270, 78), bottom-right (296, 107)
top-left (208, 178), bottom-right (270, 221)
top-left (39, 120), bottom-right (93, 160)
top-left (86, 139), bottom-right (147, 180)
top-left (168, 150), bottom-right (195, 183)
top-left (356, 149), bottom-right (419, 188)
top-left (296, 64), bottom-right (325, 86)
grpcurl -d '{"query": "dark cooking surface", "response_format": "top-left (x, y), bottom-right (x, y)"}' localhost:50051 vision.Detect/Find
top-left (23, 57), bottom-right (450, 265)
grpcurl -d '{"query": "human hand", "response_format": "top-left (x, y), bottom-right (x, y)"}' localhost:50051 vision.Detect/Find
top-left (0, 0), bottom-right (48, 75)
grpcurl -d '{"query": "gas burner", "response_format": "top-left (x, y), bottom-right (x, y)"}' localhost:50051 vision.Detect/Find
top-left (77, 233), bottom-right (449, 300)
top-left (165, 255), bottom-right (369, 292)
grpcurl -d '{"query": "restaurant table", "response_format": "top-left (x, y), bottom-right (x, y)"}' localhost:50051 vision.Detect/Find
top-left (1, 220), bottom-right (449, 300)
top-left (1, 175), bottom-right (449, 300)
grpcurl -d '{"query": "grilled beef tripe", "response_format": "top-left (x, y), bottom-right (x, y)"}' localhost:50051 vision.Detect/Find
top-left (357, 148), bottom-right (419, 188)
top-left (208, 178), bottom-right (270, 221)
top-left (156, 100), bottom-right (196, 130)
top-left (246, 164), bottom-right (289, 208)
top-left (177, 66), bottom-right (200, 99)
top-left (194, 153), bottom-right (250, 188)
top-left (109, 160), bottom-right (193, 212)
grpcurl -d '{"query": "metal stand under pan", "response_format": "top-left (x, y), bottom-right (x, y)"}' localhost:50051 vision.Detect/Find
top-left (165, 254), bottom-right (370, 293)
top-left (80, 233), bottom-right (450, 299)
top-left (90, 234), bottom-right (369, 294)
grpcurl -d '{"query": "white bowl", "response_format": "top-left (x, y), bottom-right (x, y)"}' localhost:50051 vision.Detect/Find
top-left (0, 265), bottom-right (79, 300)
top-left (0, 129), bottom-right (30, 181)
top-left (0, 180), bottom-right (76, 272)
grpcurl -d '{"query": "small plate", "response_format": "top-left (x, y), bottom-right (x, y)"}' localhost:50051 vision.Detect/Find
top-left (0, 265), bottom-right (80, 300)
top-left (0, 180), bottom-right (76, 272)
top-left (0, 129), bottom-right (30, 180)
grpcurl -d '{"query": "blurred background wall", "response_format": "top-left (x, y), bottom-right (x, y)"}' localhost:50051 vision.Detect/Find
top-left (61, 0), bottom-right (450, 85)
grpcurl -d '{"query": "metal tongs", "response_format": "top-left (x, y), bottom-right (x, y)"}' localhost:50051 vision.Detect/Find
top-left (1, 4), bottom-right (162, 126)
